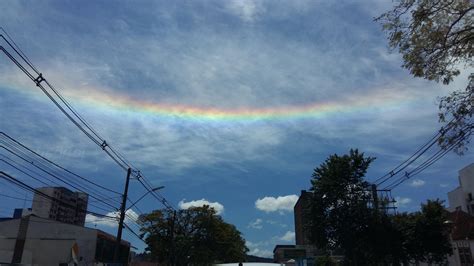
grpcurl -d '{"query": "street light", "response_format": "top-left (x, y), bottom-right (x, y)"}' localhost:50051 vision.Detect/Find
top-left (127, 186), bottom-right (165, 211)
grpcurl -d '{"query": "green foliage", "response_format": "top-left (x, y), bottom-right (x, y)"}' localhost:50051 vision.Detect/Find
top-left (315, 255), bottom-right (339, 266)
top-left (307, 150), bottom-right (452, 265)
top-left (438, 74), bottom-right (473, 154)
top-left (139, 206), bottom-right (248, 265)
top-left (390, 199), bottom-right (452, 264)
top-left (377, 0), bottom-right (473, 84)
top-left (308, 149), bottom-right (375, 263)
top-left (377, 0), bottom-right (473, 153)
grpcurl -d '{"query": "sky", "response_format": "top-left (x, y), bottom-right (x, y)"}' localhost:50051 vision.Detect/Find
top-left (0, 0), bottom-right (473, 258)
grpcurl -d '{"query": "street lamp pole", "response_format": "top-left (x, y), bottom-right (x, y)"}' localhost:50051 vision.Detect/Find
top-left (114, 167), bottom-right (132, 263)
top-left (127, 186), bottom-right (165, 211)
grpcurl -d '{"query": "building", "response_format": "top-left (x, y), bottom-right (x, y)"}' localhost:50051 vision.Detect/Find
top-left (294, 190), bottom-right (312, 245)
top-left (273, 245), bottom-right (305, 264)
top-left (274, 190), bottom-right (343, 265)
top-left (447, 210), bottom-right (474, 265)
top-left (32, 186), bottom-right (89, 226)
top-left (448, 163), bottom-right (474, 215)
top-left (0, 215), bottom-right (130, 265)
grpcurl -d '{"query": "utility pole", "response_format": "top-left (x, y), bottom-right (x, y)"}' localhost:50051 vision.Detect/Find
top-left (371, 184), bottom-right (379, 212)
top-left (114, 167), bottom-right (132, 263)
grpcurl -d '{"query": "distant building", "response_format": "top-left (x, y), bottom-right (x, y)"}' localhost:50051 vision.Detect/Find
top-left (294, 190), bottom-right (312, 245)
top-left (273, 245), bottom-right (306, 263)
top-left (31, 187), bottom-right (88, 226)
top-left (0, 215), bottom-right (130, 265)
top-left (274, 190), bottom-right (343, 264)
top-left (447, 210), bottom-right (474, 265)
top-left (448, 163), bottom-right (474, 215)
top-left (415, 210), bottom-right (474, 266)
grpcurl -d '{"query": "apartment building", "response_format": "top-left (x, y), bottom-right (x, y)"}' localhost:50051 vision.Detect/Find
top-left (32, 187), bottom-right (89, 226)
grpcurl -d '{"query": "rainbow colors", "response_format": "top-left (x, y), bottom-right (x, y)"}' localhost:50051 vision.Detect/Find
top-left (69, 86), bottom-right (411, 121)
top-left (4, 82), bottom-right (413, 122)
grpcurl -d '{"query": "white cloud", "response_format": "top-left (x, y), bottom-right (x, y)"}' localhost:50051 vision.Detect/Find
top-left (248, 218), bottom-right (263, 229)
top-left (279, 231), bottom-right (295, 242)
top-left (266, 220), bottom-right (288, 228)
top-left (85, 209), bottom-right (138, 227)
top-left (178, 199), bottom-right (224, 215)
top-left (247, 248), bottom-right (273, 258)
top-left (409, 179), bottom-right (426, 187)
top-left (395, 197), bottom-right (412, 207)
top-left (255, 195), bottom-right (298, 213)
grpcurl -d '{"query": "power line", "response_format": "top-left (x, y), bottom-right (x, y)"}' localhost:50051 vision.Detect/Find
top-left (373, 119), bottom-right (459, 186)
top-left (384, 128), bottom-right (471, 190)
top-left (0, 135), bottom-right (122, 206)
top-left (0, 145), bottom-right (119, 212)
top-left (124, 222), bottom-right (146, 244)
top-left (0, 30), bottom-right (174, 211)
top-left (0, 171), bottom-right (117, 220)
top-left (0, 132), bottom-right (122, 195)
top-left (0, 193), bottom-right (33, 202)
top-left (0, 134), bottom-right (148, 247)
top-left (373, 130), bottom-right (441, 185)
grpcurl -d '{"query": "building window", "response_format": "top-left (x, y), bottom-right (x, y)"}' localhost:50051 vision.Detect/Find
top-left (459, 247), bottom-right (472, 265)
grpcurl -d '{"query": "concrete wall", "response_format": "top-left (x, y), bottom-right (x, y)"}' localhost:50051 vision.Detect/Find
top-left (24, 216), bottom-right (98, 265)
top-left (0, 216), bottom-right (99, 265)
top-left (448, 187), bottom-right (466, 212)
top-left (0, 218), bottom-right (19, 263)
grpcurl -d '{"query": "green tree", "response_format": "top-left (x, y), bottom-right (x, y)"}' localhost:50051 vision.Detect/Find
top-left (438, 74), bottom-right (473, 154)
top-left (377, 0), bottom-right (473, 152)
top-left (307, 149), bottom-right (376, 265)
top-left (139, 205), bottom-right (248, 265)
top-left (315, 255), bottom-right (339, 266)
top-left (391, 199), bottom-right (452, 264)
top-left (306, 150), bottom-right (452, 265)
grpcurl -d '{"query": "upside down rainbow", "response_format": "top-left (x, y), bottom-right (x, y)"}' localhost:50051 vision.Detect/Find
top-left (5, 82), bottom-right (412, 121)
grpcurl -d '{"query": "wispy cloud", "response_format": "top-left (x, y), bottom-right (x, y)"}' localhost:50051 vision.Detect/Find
top-left (224, 0), bottom-right (265, 22)
top-left (248, 218), bottom-right (264, 229)
top-left (279, 231), bottom-right (295, 242)
top-left (395, 197), bottom-right (412, 208)
top-left (409, 179), bottom-right (426, 187)
top-left (246, 240), bottom-right (274, 258)
top-left (1, 0), bottom-right (472, 253)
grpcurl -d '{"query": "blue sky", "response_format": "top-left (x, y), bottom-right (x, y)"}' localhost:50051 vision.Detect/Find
top-left (0, 0), bottom-right (472, 257)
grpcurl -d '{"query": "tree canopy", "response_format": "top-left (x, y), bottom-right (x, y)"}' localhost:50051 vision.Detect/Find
top-left (307, 149), bottom-right (375, 264)
top-left (389, 199), bottom-right (452, 264)
top-left (377, 0), bottom-right (473, 153)
top-left (377, 0), bottom-right (473, 84)
top-left (307, 150), bottom-right (452, 265)
top-left (139, 205), bottom-right (248, 265)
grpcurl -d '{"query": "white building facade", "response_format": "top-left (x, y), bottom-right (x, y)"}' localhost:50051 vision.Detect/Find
top-left (0, 215), bottom-right (130, 265)
top-left (448, 163), bottom-right (474, 214)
